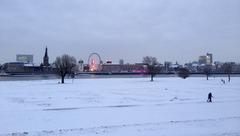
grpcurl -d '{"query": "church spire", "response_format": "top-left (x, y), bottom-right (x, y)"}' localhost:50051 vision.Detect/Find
top-left (44, 46), bottom-right (48, 58)
top-left (43, 46), bottom-right (49, 66)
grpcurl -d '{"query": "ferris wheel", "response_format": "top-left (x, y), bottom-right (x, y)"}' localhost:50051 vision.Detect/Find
top-left (88, 53), bottom-right (102, 72)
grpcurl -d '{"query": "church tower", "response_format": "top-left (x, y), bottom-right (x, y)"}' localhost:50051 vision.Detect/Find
top-left (43, 47), bottom-right (49, 66)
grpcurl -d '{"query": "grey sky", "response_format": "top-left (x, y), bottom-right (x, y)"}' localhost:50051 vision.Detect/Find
top-left (0, 0), bottom-right (239, 64)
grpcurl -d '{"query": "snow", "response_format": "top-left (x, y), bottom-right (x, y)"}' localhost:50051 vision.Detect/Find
top-left (0, 77), bottom-right (240, 136)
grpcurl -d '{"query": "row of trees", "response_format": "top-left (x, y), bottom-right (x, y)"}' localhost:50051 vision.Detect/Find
top-left (54, 55), bottom-right (161, 83)
top-left (142, 56), bottom-right (233, 82)
top-left (142, 56), bottom-right (190, 81)
top-left (203, 63), bottom-right (232, 82)
top-left (54, 55), bottom-right (233, 84)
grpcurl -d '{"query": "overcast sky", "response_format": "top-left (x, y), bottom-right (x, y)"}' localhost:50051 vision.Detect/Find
top-left (0, 0), bottom-right (239, 64)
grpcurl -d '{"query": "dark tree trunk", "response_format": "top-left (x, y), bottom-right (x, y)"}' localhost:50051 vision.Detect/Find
top-left (228, 74), bottom-right (231, 82)
top-left (61, 75), bottom-right (65, 84)
top-left (151, 74), bottom-right (154, 82)
top-left (207, 75), bottom-right (209, 80)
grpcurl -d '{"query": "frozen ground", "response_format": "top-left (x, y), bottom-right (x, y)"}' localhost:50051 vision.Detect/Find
top-left (0, 77), bottom-right (240, 136)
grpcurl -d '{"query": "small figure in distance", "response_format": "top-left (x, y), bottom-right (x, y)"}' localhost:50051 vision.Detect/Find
top-left (207, 92), bottom-right (213, 103)
top-left (221, 79), bottom-right (225, 84)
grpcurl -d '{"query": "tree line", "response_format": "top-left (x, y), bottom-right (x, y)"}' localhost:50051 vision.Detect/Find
top-left (54, 54), bottom-right (233, 84)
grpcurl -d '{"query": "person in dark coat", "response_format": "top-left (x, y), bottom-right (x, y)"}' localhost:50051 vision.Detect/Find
top-left (207, 92), bottom-right (213, 102)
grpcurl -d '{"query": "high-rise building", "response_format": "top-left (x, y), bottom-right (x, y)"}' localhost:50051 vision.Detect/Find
top-left (199, 53), bottom-right (213, 65)
top-left (119, 59), bottom-right (124, 65)
top-left (199, 56), bottom-right (207, 65)
top-left (206, 53), bottom-right (213, 64)
top-left (43, 47), bottom-right (49, 66)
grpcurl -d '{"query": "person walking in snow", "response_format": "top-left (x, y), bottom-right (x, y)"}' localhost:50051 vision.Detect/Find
top-left (207, 92), bottom-right (213, 102)
top-left (221, 79), bottom-right (225, 84)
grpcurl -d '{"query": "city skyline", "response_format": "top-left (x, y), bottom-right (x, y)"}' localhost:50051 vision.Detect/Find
top-left (0, 0), bottom-right (240, 64)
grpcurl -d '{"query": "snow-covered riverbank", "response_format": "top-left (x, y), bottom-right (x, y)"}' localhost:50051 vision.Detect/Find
top-left (0, 77), bottom-right (239, 136)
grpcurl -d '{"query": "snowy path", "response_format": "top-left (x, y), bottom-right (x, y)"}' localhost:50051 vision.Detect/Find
top-left (1, 102), bottom-right (240, 136)
top-left (0, 77), bottom-right (240, 136)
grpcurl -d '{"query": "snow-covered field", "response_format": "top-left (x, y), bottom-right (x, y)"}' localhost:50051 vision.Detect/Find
top-left (0, 77), bottom-right (240, 136)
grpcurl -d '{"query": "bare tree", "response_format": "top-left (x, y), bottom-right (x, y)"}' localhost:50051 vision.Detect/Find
top-left (223, 63), bottom-right (232, 82)
top-left (143, 56), bottom-right (158, 66)
top-left (178, 67), bottom-right (190, 79)
top-left (143, 56), bottom-right (159, 82)
top-left (54, 54), bottom-right (77, 84)
top-left (203, 65), bottom-right (212, 80)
